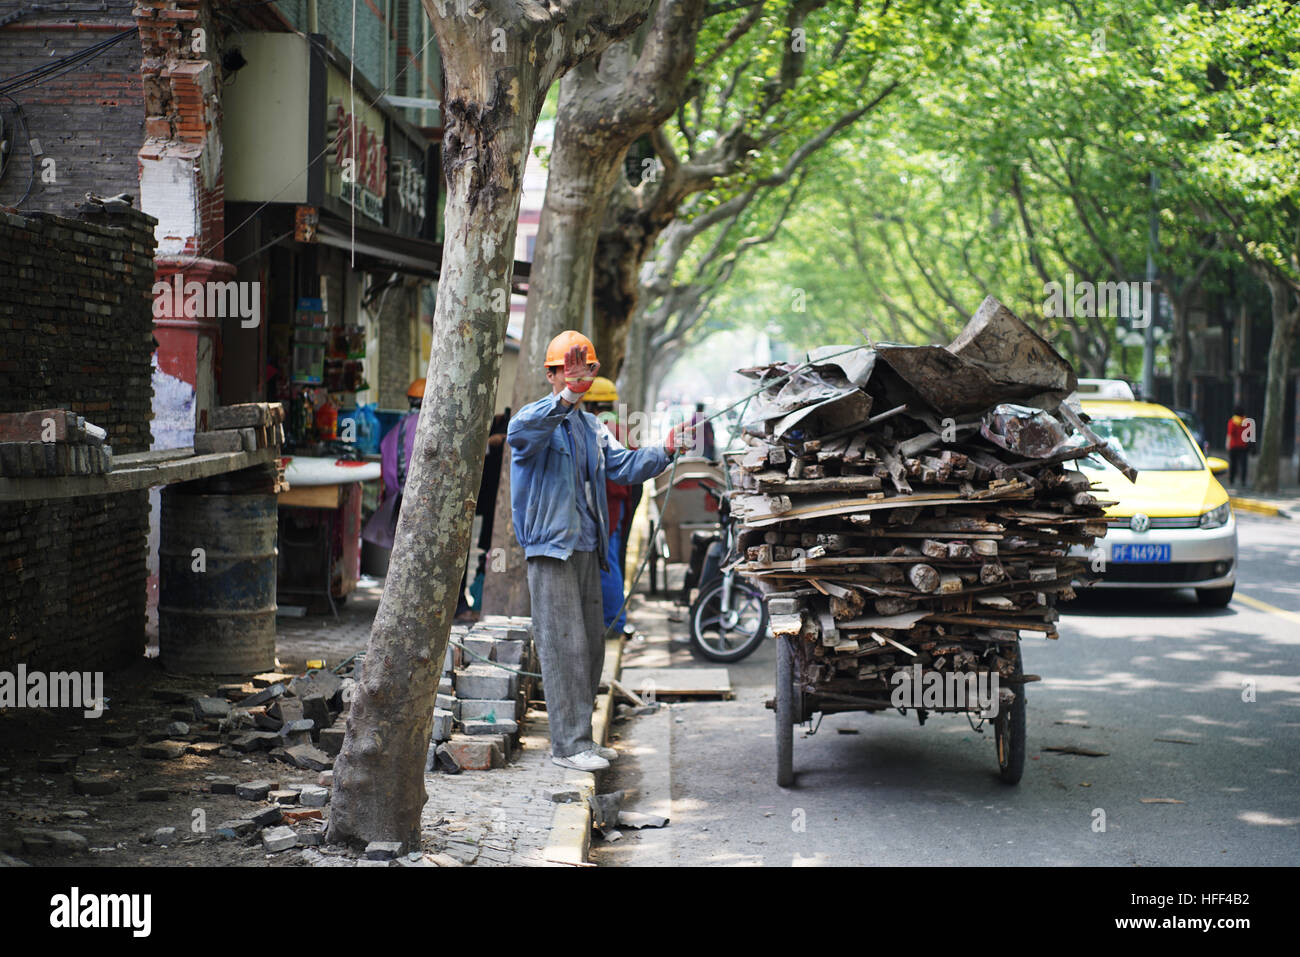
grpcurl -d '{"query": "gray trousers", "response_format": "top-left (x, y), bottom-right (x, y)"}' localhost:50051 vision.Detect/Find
top-left (527, 551), bottom-right (606, 758)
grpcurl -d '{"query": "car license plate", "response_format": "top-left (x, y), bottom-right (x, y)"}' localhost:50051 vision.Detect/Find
top-left (1112, 544), bottom-right (1171, 563)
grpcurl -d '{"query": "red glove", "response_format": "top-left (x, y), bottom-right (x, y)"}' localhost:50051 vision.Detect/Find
top-left (562, 344), bottom-right (599, 397)
top-left (665, 424), bottom-right (696, 457)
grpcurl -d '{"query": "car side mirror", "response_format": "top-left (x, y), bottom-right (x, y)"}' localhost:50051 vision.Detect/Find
top-left (1206, 456), bottom-right (1229, 475)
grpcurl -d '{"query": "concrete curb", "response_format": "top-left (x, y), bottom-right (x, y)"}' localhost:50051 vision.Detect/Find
top-left (541, 634), bottom-right (624, 866)
top-left (1230, 496), bottom-right (1290, 518)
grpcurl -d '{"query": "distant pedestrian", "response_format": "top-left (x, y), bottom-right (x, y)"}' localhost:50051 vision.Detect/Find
top-left (582, 377), bottom-right (632, 635)
top-left (1226, 407), bottom-right (1250, 486)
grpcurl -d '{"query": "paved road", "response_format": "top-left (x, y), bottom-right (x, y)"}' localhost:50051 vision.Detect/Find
top-left (594, 514), bottom-right (1300, 866)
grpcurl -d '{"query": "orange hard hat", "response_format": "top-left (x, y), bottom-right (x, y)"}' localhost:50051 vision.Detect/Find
top-left (407, 378), bottom-right (426, 399)
top-left (544, 330), bottom-right (597, 367)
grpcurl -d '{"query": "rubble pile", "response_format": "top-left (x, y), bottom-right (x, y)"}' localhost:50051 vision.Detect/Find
top-left (729, 297), bottom-right (1128, 705)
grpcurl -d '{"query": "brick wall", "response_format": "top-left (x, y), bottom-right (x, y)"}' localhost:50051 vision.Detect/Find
top-left (0, 205), bottom-right (158, 671)
top-left (0, 2), bottom-right (144, 212)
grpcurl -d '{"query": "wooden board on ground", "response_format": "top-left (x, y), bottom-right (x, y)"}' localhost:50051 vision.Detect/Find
top-left (619, 668), bottom-right (733, 700)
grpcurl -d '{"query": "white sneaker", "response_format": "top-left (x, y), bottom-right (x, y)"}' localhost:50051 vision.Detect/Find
top-left (593, 746), bottom-right (618, 761)
top-left (552, 750), bottom-right (609, 771)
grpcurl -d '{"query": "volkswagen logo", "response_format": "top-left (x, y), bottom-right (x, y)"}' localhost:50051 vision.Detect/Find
top-left (1130, 513), bottom-right (1151, 533)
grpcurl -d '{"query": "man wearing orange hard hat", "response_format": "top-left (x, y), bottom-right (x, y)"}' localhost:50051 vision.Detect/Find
top-left (508, 330), bottom-right (692, 771)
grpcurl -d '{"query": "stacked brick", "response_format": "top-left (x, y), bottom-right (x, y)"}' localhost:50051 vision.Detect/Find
top-left (430, 616), bottom-right (538, 772)
top-left (0, 409), bottom-right (114, 476)
top-left (0, 206), bottom-right (157, 671)
top-left (195, 402), bottom-right (286, 454)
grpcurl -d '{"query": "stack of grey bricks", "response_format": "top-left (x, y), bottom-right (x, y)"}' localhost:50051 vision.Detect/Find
top-left (430, 616), bottom-right (538, 772)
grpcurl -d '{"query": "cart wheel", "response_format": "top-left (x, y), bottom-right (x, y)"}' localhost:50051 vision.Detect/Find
top-left (995, 641), bottom-right (1026, 785)
top-left (775, 635), bottom-right (795, 787)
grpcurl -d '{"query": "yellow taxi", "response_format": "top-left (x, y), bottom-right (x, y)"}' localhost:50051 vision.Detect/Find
top-left (1067, 380), bottom-right (1236, 607)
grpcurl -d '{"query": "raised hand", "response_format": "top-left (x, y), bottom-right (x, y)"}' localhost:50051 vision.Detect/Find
top-left (563, 344), bottom-right (599, 395)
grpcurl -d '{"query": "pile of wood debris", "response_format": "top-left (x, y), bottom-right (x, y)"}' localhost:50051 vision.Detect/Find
top-left (728, 297), bottom-right (1132, 706)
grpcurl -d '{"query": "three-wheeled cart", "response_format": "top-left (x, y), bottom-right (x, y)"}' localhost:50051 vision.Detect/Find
top-left (771, 631), bottom-right (1027, 787)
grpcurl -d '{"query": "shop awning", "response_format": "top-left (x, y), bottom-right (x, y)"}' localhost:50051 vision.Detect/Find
top-left (315, 218), bottom-right (531, 288)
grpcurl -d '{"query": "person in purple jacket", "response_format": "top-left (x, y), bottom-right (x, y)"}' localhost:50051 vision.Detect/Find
top-left (362, 379), bottom-right (423, 550)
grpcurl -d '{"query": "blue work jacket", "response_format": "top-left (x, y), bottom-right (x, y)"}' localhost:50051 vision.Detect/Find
top-left (507, 393), bottom-right (669, 569)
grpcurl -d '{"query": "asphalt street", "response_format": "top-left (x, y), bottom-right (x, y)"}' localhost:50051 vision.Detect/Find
top-left (594, 513), bottom-right (1300, 866)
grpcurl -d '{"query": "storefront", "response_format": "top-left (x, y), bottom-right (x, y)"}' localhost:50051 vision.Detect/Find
top-left (221, 31), bottom-right (441, 608)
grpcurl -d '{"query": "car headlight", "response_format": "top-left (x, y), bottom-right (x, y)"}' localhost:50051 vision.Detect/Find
top-left (1199, 502), bottom-right (1231, 529)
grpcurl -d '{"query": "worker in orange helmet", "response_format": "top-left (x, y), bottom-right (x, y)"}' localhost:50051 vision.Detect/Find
top-left (507, 330), bottom-right (692, 771)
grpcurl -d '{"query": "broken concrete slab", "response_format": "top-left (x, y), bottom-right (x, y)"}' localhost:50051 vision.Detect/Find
top-left (141, 740), bottom-right (187, 760)
top-left (462, 718), bottom-right (519, 737)
top-left (430, 708), bottom-right (454, 742)
top-left (457, 699), bottom-right (517, 723)
top-left (364, 840), bottom-right (402, 861)
top-left (617, 810), bottom-right (669, 829)
top-left (237, 683), bottom-right (285, 708)
top-left (298, 785), bottom-right (329, 808)
top-left (454, 665), bottom-right (518, 701)
top-left (537, 787), bottom-right (582, 804)
top-left (317, 727), bottom-right (345, 757)
top-left (192, 697), bottom-right (231, 721)
top-left (71, 773), bottom-right (119, 796)
top-left (245, 806), bottom-right (283, 828)
top-left (270, 744), bottom-right (333, 772)
top-left (300, 695), bottom-right (332, 732)
top-left (215, 819), bottom-right (256, 839)
top-left (261, 826), bottom-right (298, 853)
top-left (184, 741), bottom-right (225, 757)
top-left (230, 731), bottom-right (280, 753)
top-left (235, 780), bottom-right (273, 801)
top-left (99, 731), bottom-right (139, 748)
top-left (136, 788), bottom-right (170, 802)
top-left (289, 669), bottom-right (342, 703)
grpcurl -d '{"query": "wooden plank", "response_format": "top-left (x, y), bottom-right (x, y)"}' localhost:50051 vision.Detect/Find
top-left (279, 483), bottom-right (343, 509)
top-left (619, 668), bottom-right (734, 699)
top-left (0, 446), bottom-right (278, 502)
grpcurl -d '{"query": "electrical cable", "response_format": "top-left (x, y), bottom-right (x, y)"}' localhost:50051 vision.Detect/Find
top-left (0, 92), bottom-right (35, 207)
top-left (0, 28), bottom-right (138, 96)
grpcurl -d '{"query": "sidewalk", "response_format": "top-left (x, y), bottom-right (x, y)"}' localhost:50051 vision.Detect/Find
top-left (279, 580), bottom-right (623, 867)
top-left (1224, 485), bottom-right (1300, 519)
top-left (0, 580), bottom-right (621, 868)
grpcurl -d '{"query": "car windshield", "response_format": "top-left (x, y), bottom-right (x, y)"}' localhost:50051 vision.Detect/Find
top-left (1076, 415), bottom-right (1203, 471)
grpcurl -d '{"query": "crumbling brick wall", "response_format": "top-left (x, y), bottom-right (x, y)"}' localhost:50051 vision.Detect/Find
top-left (0, 206), bottom-right (157, 671)
top-left (0, 2), bottom-right (144, 212)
